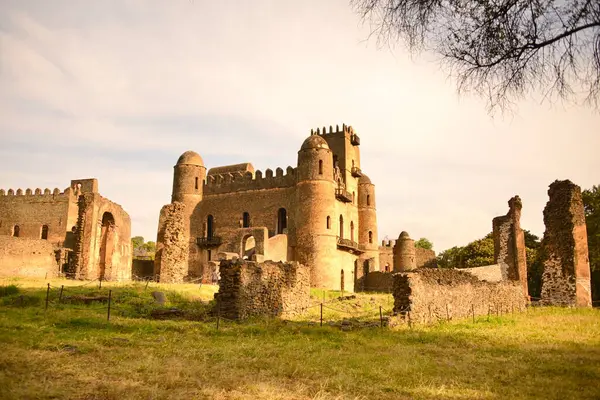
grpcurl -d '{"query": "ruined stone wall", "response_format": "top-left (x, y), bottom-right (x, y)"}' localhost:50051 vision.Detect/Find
top-left (378, 244), bottom-right (394, 272)
top-left (355, 271), bottom-right (394, 292)
top-left (392, 269), bottom-right (527, 324)
top-left (132, 259), bottom-right (155, 279)
top-left (460, 264), bottom-right (504, 282)
top-left (0, 188), bottom-right (74, 245)
top-left (540, 180), bottom-right (592, 306)
top-left (492, 195), bottom-right (527, 295)
top-left (154, 202), bottom-right (189, 283)
top-left (415, 247), bottom-right (436, 268)
top-left (215, 260), bottom-right (310, 320)
top-left (0, 236), bottom-right (59, 278)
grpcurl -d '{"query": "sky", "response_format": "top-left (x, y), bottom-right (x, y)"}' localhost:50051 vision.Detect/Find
top-left (1, 0), bottom-right (598, 253)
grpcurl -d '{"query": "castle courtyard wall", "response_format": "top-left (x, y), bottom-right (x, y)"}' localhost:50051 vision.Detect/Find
top-left (0, 236), bottom-right (59, 278)
top-left (215, 260), bottom-right (310, 320)
top-left (392, 269), bottom-right (527, 325)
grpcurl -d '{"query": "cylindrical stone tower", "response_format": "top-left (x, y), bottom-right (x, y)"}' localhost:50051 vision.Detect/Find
top-left (172, 150), bottom-right (206, 209)
top-left (295, 134), bottom-right (338, 289)
top-left (393, 231), bottom-right (416, 272)
top-left (358, 174), bottom-right (379, 272)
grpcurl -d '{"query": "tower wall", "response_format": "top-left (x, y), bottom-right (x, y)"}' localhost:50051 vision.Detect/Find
top-left (358, 179), bottom-right (379, 272)
top-left (394, 232), bottom-right (416, 272)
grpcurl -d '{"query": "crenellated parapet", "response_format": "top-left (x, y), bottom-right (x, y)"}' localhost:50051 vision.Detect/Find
top-left (0, 187), bottom-right (74, 198)
top-left (310, 123), bottom-right (356, 136)
top-left (204, 166), bottom-right (297, 195)
top-left (379, 240), bottom-right (396, 248)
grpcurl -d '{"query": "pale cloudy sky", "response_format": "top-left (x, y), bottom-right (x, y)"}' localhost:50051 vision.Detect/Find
top-left (1, 0), bottom-right (598, 252)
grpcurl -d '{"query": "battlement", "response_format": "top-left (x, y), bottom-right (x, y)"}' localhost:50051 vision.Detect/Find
top-left (0, 187), bottom-right (74, 198)
top-left (379, 240), bottom-right (397, 248)
top-left (204, 166), bottom-right (297, 195)
top-left (310, 123), bottom-right (356, 136)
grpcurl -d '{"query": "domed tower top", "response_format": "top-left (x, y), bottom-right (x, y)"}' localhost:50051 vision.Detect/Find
top-left (399, 231), bottom-right (410, 239)
top-left (358, 174), bottom-right (372, 185)
top-left (300, 135), bottom-right (330, 151)
top-left (297, 134), bottom-right (333, 182)
top-left (176, 151), bottom-right (204, 166)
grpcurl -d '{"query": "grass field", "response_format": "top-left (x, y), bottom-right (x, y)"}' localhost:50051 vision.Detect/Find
top-left (1, 277), bottom-right (599, 400)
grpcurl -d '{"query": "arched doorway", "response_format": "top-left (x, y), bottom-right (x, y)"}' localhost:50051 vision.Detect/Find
top-left (277, 208), bottom-right (287, 234)
top-left (99, 212), bottom-right (115, 280)
top-left (41, 225), bottom-right (49, 240)
top-left (242, 235), bottom-right (255, 260)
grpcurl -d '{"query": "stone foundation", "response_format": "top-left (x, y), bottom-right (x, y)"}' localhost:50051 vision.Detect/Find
top-left (215, 260), bottom-right (310, 320)
top-left (540, 180), bottom-right (592, 306)
top-left (392, 269), bottom-right (527, 325)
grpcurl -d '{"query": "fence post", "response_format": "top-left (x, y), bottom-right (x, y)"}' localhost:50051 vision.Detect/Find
top-left (407, 311), bottom-right (412, 329)
top-left (19, 295), bottom-right (24, 307)
top-left (320, 303), bottom-right (323, 327)
top-left (216, 300), bottom-right (221, 330)
top-left (472, 303), bottom-right (475, 323)
top-left (379, 306), bottom-right (383, 328)
top-left (107, 290), bottom-right (112, 322)
top-left (145, 279), bottom-right (150, 290)
top-left (99, 277), bottom-right (102, 289)
top-left (445, 303), bottom-right (450, 322)
top-left (45, 283), bottom-right (50, 311)
top-left (59, 285), bottom-right (64, 303)
top-left (487, 304), bottom-right (491, 321)
top-left (428, 304), bottom-right (432, 324)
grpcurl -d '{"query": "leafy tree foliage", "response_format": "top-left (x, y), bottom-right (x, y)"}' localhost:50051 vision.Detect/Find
top-left (131, 236), bottom-right (156, 260)
top-left (582, 185), bottom-right (600, 302)
top-left (352, 0), bottom-right (600, 112)
top-left (437, 246), bottom-right (463, 269)
top-left (414, 237), bottom-right (434, 250)
top-left (459, 233), bottom-right (495, 268)
top-left (523, 230), bottom-right (543, 299)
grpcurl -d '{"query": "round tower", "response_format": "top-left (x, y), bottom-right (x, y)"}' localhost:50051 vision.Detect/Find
top-left (358, 174), bottom-right (379, 272)
top-left (172, 150), bottom-right (206, 209)
top-left (295, 134), bottom-right (338, 289)
top-left (393, 231), bottom-right (416, 271)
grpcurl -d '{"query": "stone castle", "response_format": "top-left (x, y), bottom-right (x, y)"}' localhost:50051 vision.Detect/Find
top-left (0, 179), bottom-right (131, 280)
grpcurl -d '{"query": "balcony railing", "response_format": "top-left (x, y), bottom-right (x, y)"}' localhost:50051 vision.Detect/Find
top-left (196, 236), bottom-right (222, 248)
top-left (350, 133), bottom-right (360, 146)
top-left (335, 188), bottom-right (353, 203)
top-left (336, 237), bottom-right (364, 254)
top-left (351, 166), bottom-right (362, 177)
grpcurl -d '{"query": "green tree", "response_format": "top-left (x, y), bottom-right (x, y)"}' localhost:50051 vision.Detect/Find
top-left (131, 236), bottom-right (144, 251)
top-left (414, 237), bottom-right (433, 250)
top-left (523, 230), bottom-right (543, 299)
top-left (459, 234), bottom-right (495, 268)
top-left (582, 185), bottom-right (600, 303)
top-left (437, 246), bottom-right (463, 269)
top-left (352, 0), bottom-right (600, 113)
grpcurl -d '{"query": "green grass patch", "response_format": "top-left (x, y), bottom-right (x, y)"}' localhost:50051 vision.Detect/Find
top-left (0, 278), bottom-right (599, 399)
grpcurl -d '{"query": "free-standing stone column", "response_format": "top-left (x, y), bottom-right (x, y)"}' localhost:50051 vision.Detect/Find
top-left (540, 180), bottom-right (592, 307)
top-left (492, 195), bottom-right (528, 297)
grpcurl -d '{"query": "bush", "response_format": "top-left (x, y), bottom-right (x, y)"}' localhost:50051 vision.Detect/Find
top-left (0, 285), bottom-right (20, 297)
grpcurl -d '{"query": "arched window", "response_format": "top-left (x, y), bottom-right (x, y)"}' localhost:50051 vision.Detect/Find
top-left (12, 225), bottom-right (20, 237)
top-left (318, 160), bottom-right (323, 175)
top-left (350, 221), bottom-right (355, 241)
top-left (368, 231), bottom-right (373, 244)
top-left (41, 225), bottom-right (49, 240)
top-left (367, 194), bottom-right (370, 206)
top-left (339, 215), bottom-right (344, 238)
top-left (326, 216), bottom-right (331, 229)
top-left (207, 215), bottom-right (214, 238)
top-left (385, 263), bottom-right (390, 272)
top-left (242, 212), bottom-right (250, 228)
top-left (195, 177), bottom-right (199, 190)
top-left (277, 208), bottom-right (287, 234)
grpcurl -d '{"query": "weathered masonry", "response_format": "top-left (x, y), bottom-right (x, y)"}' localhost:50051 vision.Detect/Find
top-left (0, 179), bottom-right (132, 280)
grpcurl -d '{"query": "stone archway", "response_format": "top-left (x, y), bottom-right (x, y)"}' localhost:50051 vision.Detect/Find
top-left (99, 212), bottom-right (115, 280)
top-left (241, 235), bottom-right (256, 260)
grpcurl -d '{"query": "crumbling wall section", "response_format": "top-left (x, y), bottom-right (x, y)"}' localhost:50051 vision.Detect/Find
top-left (355, 271), bottom-right (394, 292)
top-left (216, 260), bottom-right (310, 320)
top-left (154, 202), bottom-right (189, 283)
top-left (492, 195), bottom-right (527, 294)
top-left (392, 269), bottom-right (526, 325)
top-left (415, 247), bottom-right (436, 268)
top-left (0, 236), bottom-right (59, 278)
top-left (540, 180), bottom-right (592, 306)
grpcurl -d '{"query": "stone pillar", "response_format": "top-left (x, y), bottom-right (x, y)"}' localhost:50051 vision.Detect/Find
top-left (492, 195), bottom-right (528, 296)
top-left (540, 180), bottom-right (592, 307)
top-left (154, 202), bottom-right (189, 283)
top-left (393, 231), bottom-right (416, 272)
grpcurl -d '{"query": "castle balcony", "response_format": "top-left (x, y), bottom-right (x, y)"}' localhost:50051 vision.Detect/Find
top-left (335, 188), bottom-right (353, 203)
top-left (350, 133), bottom-right (360, 146)
top-left (196, 236), bottom-right (222, 248)
top-left (351, 167), bottom-right (362, 178)
top-left (336, 237), bottom-right (364, 254)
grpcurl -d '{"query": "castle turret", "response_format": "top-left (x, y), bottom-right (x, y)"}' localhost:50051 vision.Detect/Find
top-left (172, 150), bottom-right (206, 210)
top-left (295, 134), bottom-right (338, 288)
top-left (393, 231), bottom-right (416, 271)
top-left (358, 174), bottom-right (379, 271)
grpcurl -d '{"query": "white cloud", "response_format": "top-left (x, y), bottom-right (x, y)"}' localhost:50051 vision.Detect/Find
top-left (0, 0), bottom-right (598, 251)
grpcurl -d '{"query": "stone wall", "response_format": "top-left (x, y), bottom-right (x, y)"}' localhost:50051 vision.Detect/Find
top-left (392, 269), bottom-right (527, 325)
top-left (460, 264), bottom-right (504, 282)
top-left (415, 247), bottom-right (436, 268)
top-left (355, 271), bottom-right (394, 292)
top-left (154, 202), bottom-right (189, 283)
top-left (540, 180), bottom-right (592, 307)
top-left (215, 260), bottom-right (310, 320)
top-left (132, 259), bottom-right (154, 279)
top-left (0, 236), bottom-right (59, 278)
top-left (492, 195), bottom-right (527, 295)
